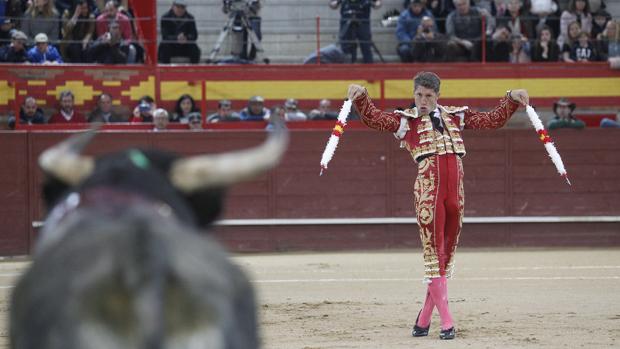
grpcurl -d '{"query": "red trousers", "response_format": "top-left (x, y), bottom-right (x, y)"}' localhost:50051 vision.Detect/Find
top-left (414, 154), bottom-right (464, 282)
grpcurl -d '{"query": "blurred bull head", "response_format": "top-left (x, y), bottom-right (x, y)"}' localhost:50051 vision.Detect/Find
top-left (10, 120), bottom-right (288, 349)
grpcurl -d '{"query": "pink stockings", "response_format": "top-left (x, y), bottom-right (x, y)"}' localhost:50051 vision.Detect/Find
top-left (417, 276), bottom-right (454, 330)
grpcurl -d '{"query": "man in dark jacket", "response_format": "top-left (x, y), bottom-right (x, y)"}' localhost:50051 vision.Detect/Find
top-left (86, 20), bottom-right (132, 64)
top-left (9, 96), bottom-right (46, 128)
top-left (0, 30), bottom-right (28, 63)
top-left (158, 0), bottom-right (201, 63)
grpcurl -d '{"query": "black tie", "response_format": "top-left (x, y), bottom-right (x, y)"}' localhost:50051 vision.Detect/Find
top-left (430, 111), bottom-right (443, 133)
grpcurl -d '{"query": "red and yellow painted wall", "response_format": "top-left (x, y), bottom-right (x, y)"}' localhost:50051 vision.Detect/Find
top-left (0, 63), bottom-right (618, 120)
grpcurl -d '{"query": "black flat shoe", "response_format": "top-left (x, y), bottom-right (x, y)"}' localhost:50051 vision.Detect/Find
top-left (439, 327), bottom-right (456, 340)
top-left (412, 311), bottom-right (430, 337)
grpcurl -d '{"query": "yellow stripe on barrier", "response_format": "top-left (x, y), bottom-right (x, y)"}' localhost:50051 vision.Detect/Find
top-left (385, 78), bottom-right (620, 99)
top-left (205, 80), bottom-right (381, 100)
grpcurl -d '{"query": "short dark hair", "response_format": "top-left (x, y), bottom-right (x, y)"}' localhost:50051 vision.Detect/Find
top-left (59, 90), bottom-right (75, 100)
top-left (413, 71), bottom-right (441, 94)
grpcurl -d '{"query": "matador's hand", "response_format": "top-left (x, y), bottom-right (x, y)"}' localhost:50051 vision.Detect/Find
top-left (509, 89), bottom-right (529, 106)
top-left (347, 84), bottom-right (367, 101)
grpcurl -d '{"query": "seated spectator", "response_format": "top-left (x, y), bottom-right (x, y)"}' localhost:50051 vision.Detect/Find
top-left (0, 18), bottom-right (15, 46)
top-left (412, 16), bottom-right (445, 62)
top-left (95, 0), bottom-right (141, 62)
top-left (445, 0), bottom-right (493, 61)
top-left (509, 33), bottom-right (531, 63)
top-left (530, 0), bottom-right (562, 39)
top-left (426, 0), bottom-right (456, 33)
top-left (0, 30), bottom-right (28, 63)
top-left (283, 98), bottom-right (307, 121)
top-left (20, 0), bottom-right (60, 43)
top-left (19, 96), bottom-right (46, 125)
top-left (596, 20), bottom-right (618, 61)
top-left (187, 111), bottom-right (203, 130)
top-left (590, 8), bottom-right (610, 39)
top-left (207, 99), bottom-right (240, 123)
top-left (303, 43), bottom-right (347, 64)
top-left (158, 0), bottom-right (200, 64)
top-left (27, 33), bottom-right (63, 63)
top-left (488, 24), bottom-right (513, 61)
top-left (130, 95), bottom-right (156, 123)
top-left (547, 97), bottom-right (585, 130)
top-left (559, 0), bottom-right (592, 48)
top-left (570, 31), bottom-right (598, 61)
top-left (309, 99), bottom-right (338, 120)
top-left (531, 25), bottom-right (560, 61)
top-left (48, 90), bottom-right (87, 124)
top-left (152, 108), bottom-right (169, 131)
top-left (172, 94), bottom-right (201, 123)
top-left (239, 95), bottom-right (270, 121)
top-left (396, 0), bottom-right (434, 63)
top-left (96, 0), bottom-right (132, 41)
top-left (560, 20), bottom-right (581, 62)
top-left (86, 20), bottom-right (135, 63)
top-left (61, 0), bottom-right (95, 63)
top-left (497, 0), bottom-right (535, 40)
top-left (88, 93), bottom-right (125, 123)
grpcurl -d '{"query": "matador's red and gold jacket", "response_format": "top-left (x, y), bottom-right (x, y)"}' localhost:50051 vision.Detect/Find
top-left (352, 94), bottom-right (520, 162)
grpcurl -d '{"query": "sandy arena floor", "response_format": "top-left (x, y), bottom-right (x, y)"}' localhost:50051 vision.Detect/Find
top-left (1, 248), bottom-right (619, 348)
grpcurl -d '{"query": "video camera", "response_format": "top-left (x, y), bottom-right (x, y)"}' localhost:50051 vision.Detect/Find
top-left (223, 0), bottom-right (260, 16)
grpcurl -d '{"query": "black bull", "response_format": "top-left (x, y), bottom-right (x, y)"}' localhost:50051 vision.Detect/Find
top-left (10, 121), bottom-right (288, 349)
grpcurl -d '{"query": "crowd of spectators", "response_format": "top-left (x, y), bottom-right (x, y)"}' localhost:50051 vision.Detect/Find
top-left (0, 0), bottom-right (143, 64)
top-left (0, 0), bottom-right (617, 65)
top-left (7, 91), bottom-right (346, 130)
top-left (392, 0), bottom-right (618, 63)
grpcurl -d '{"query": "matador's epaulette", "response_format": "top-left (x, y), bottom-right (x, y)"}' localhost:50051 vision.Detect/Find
top-left (439, 105), bottom-right (469, 114)
top-left (395, 108), bottom-right (419, 119)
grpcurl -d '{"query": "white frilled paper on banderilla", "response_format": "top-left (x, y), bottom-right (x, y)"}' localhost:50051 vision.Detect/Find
top-left (525, 105), bottom-right (571, 186)
top-left (319, 99), bottom-right (352, 176)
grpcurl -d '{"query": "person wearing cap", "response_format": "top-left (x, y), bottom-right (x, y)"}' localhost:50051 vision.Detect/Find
top-left (27, 32), bottom-right (64, 63)
top-left (348, 72), bottom-right (529, 340)
top-left (396, 0), bottom-right (435, 63)
top-left (239, 95), bottom-right (270, 121)
top-left (283, 98), bottom-right (307, 122)
top-left (187, 111), bottom-right (203, 130)
top-left (0, 30), bottom-right (28, 63)
top-left (48, 90), bottom-right (87, 124)
top-left (20, 0), bottom-right (60, 43)
top-left (158, 0), bottom-right (201, 64)
top-left (547, 97), bottom-right (585, 130)
top-left (207, 99), bottom-right (240, 123)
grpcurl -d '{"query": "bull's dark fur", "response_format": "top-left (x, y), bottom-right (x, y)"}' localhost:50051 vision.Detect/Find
top-left (12, 147), bottom-right (262, 349)
top-left (11, 208), bottom-right (258, 349)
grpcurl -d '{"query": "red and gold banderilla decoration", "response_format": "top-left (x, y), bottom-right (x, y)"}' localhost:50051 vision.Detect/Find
top-left (319, 99), bottom-right (352, 176)
top-left (526, 105), bottom-right (571, 186)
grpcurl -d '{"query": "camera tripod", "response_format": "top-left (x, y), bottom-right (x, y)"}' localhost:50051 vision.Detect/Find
top-left (339, 15), bottom-right (385, 63)
top-left (208, 11), bottom-right (268, 63)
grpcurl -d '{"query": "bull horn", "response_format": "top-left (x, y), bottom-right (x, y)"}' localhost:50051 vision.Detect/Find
top-left (170, 116), bottom-right (289, 192)
top-left (38, 127), bottom-right (98, 186)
